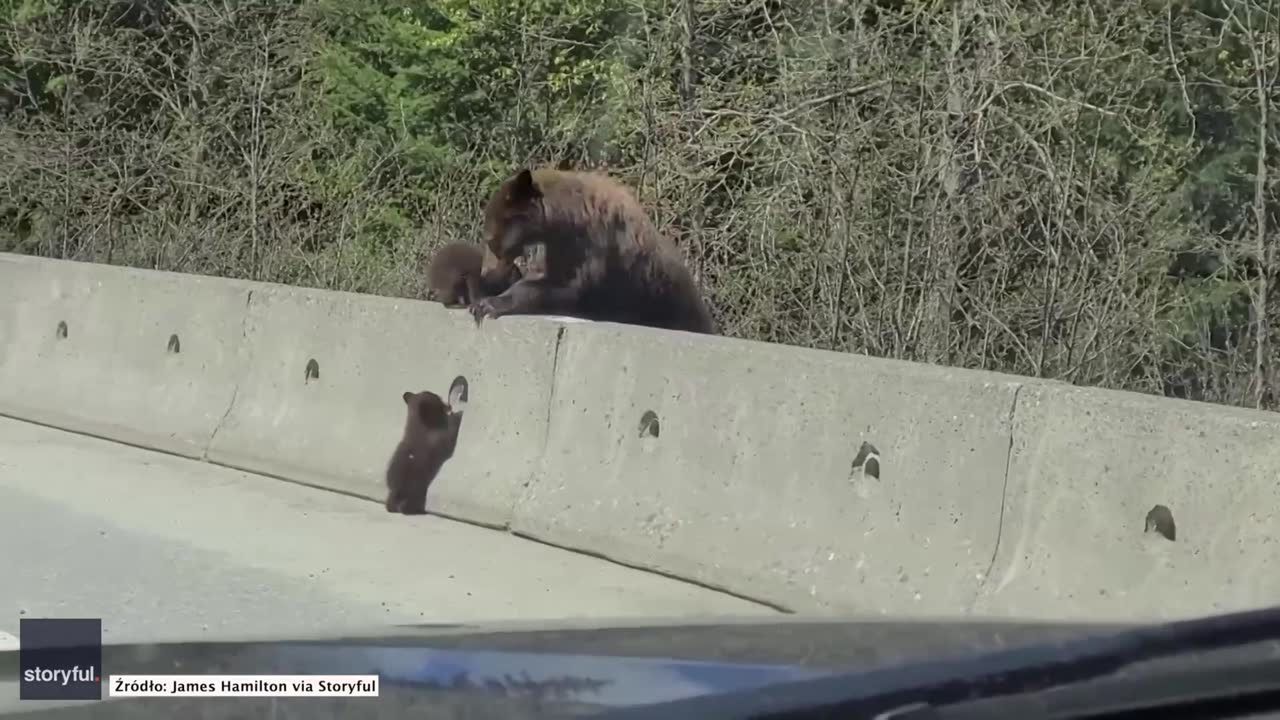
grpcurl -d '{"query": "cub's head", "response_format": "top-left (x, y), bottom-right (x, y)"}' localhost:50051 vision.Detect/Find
top-left (425, 242), bottom-right (483, 304)
top-left (401, 390), bottom-right (450, 430)
top-left (481, 168), bottom-right (544, 284)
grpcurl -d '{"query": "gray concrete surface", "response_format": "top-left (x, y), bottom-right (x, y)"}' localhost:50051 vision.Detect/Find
top-left (5, 252), bottom-right (1280, 623)
top-left (972, 382), bottom-right (1280, 621)
top-left (0, 415), bottom-right (772, 648)
top-left (205, 285), bottom-right (569, 528)
top-left (0, 253), bottom-right (253, 460)
top-left (513, 322), bottom-right (1023, 615)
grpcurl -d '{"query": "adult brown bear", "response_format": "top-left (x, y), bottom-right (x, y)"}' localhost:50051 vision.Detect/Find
top-left (469, 168), bottom-right (716, 335)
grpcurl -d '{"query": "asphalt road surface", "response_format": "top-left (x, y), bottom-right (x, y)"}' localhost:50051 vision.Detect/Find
top-left (0, 415), bottom-right (771, 648)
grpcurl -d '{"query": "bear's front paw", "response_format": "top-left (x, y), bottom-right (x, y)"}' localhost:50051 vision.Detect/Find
top-left (469, 297), bottom-right (505, 325)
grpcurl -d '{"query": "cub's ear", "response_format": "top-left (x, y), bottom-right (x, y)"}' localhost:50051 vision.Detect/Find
top-left (510, 168), bottom-right (541, 202)
top-left (402, 391), bottom-right (413, 404)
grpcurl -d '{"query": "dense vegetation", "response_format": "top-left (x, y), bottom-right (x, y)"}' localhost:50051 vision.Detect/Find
top-left (2, 0), bottom-right (1277, 409)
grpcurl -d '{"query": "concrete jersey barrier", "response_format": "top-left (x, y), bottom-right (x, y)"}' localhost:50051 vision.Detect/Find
top-left (513, 322), bottom-right (1024, 614)
top-left (0, 253), bottom-right (559, 530)
top-left (973, 382), bottom-right (1280, 622)
top-left (203, 283), bottom-right (561, 528)
top-left (4, 252), bottom-right (1280, 621)
top-left (515, 320), bottom-right (1280, 619)
top-left (0, 254), bottom-right (253, 459)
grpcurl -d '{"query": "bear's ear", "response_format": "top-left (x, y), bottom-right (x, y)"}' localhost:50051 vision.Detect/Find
top-left (402, 391), bottom-right (413, 404)
top-left (510, 168), bottom-right (540, 201)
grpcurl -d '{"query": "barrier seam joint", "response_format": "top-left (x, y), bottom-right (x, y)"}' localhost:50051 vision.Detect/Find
top-left (204, 288), bottom-right (253, 459)
top-left (974, 381), bottom-right (1023, 609)
top-left (504, 323), bottom-right (566, 531)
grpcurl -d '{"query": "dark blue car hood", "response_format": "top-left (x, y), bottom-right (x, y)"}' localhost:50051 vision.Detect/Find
top-left (0, 615), bottom-right (1136, 717)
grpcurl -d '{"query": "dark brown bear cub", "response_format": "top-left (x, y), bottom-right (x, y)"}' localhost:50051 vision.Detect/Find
top-left (424, 242), bottom-right (519, 308)
top-left (384, 389), bottom-right (461, 515)
top-left (469, 168), bottom-right (716, 334)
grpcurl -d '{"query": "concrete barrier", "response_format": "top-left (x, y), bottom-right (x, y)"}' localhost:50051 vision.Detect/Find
top-left (973, 383), bottom-right (1280, 621)
top-left (204, 284), bottom-right (562, 528)
top-left (0, 254), bottom-right (252, 458)
top-left (512, 322), bottom-right (1024, 614)
top-left (6, 252), bottom-right (1280, 621)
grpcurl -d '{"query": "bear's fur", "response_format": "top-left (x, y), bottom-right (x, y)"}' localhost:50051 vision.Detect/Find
top-left (425, 242), bottom-right (519, 308)
top-left (384, 390), bottom-right (461, 515)
top-left (470, 168), bottom-right (716, 334)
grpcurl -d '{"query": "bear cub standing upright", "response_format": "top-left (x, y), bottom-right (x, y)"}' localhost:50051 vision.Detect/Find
top-left (384, 387), bottom-right (463, 515)
top-left (470, 168), bottom-right (716, 334)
